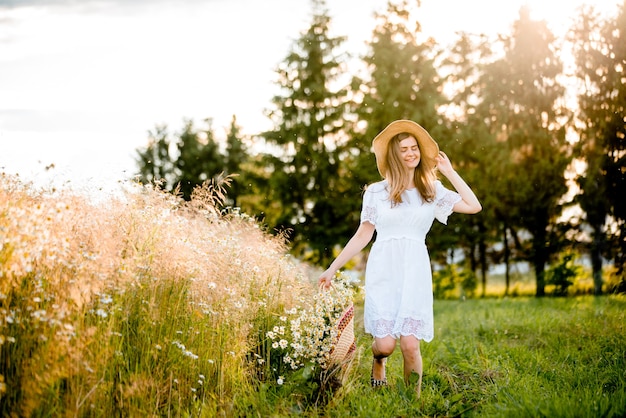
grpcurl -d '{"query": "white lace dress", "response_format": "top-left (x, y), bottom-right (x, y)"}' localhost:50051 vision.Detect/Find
top-left (361, 180), bottom-right (461, 342)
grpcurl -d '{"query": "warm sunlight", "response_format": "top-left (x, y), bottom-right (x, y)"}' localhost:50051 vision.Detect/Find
top-left (418, 0), bottom-right (617, 44)
top-left (0, 0), bottom-right (621, 191)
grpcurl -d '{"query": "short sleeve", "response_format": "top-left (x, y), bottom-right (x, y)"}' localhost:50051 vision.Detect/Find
top-left (434, 181), bottom-right (462, 225)
top-left (360, 184), bottom-right (379, 225)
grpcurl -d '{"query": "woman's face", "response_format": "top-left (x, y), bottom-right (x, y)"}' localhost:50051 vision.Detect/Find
top-left (397, 136), bottom-right (421, 170)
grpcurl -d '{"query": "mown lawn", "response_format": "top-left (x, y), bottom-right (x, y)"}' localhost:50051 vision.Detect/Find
top-left (262, 295), bottom-right (626, 417)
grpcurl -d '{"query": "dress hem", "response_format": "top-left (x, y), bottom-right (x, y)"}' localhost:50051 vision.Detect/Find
top-left (366, 331), bottom-right (434, 343)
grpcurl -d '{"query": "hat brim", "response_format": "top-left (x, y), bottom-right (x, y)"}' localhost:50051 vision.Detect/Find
top-left (372, 120), bottom-right (439, 178)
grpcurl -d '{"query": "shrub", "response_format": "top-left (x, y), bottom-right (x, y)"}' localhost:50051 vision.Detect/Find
top-left (545, 251), bottom-right (584, 296)
top-left (433, 264), bottom-right (477, 299)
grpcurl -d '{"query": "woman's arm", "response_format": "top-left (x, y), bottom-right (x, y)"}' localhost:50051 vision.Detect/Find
top-left (436, 151), bottom-right (482, 214)
top-left (318, 221), bottom-right (376, 288)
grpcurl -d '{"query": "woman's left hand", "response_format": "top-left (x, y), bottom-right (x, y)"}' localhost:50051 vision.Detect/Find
top-left (435, 151), bottom-right (455, 177)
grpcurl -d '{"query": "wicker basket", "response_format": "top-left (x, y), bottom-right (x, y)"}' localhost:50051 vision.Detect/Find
top-left (328, 303), bottom-right (356, 367)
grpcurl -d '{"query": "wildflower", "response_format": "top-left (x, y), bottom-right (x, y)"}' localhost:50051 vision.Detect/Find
top-left (275, 271), bottom-right (355, 372)
top-left (277, 376), bottom-right (284, 385)
top-left (32, 310), bottom-right (47, 321)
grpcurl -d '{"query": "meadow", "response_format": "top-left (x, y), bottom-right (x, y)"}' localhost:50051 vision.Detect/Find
top-left (1, 173), bottom-right (624, 417)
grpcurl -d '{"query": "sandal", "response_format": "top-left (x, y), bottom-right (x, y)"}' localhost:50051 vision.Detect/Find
top-left (370, 359), bottom-right (387, 388)
top-left (370, 376), bottom-right (388, 387)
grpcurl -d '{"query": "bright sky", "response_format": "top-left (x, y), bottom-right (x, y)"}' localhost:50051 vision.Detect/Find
top-left (0, 0), bottom-right (618, 195)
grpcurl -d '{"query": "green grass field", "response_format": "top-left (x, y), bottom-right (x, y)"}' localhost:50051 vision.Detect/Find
top-left (2, 175), bottom-right (624, 417)
top-left (260, 295), bottom-right (626, 417)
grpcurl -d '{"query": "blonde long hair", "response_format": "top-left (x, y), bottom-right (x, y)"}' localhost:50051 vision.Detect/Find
top-left (386, 132), bottom-right (437, 205)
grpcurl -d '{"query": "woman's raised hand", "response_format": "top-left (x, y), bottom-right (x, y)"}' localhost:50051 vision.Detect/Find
top-left (435, 151), bottom-right (455, 177)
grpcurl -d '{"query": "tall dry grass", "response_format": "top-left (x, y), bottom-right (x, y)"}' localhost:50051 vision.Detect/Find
top-left (0, 173), bottom-right (313, 416)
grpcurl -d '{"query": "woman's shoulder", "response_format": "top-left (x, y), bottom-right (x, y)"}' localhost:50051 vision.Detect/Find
top-left (434, 179), bottom-right (451, 194)
top-left (365, 180), bottom-right (388, 194)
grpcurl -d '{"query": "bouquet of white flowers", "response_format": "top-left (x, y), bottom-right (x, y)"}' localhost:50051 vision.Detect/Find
top-left (266, 272), bottom-right (356, 377)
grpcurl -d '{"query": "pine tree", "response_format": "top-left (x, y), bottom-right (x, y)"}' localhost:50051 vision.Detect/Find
top-left (351, 0), bottom-right (444, 172)
top-left (135, 119), bottom-right (225, 201)
top-left (261, 0), bottom-right (351, 263)
top-left (477, 6), bottom-right (571, 296)
top-left (224, 115), bottom-right (248, 207)
top-left (570, 1), bottom-right (626, 292)
top-left (440, 32), bottom-right (503, 296)
top-left (174, 119), bottom-right (223, 200)
top-left (135, 124), bottom-right (176, 190)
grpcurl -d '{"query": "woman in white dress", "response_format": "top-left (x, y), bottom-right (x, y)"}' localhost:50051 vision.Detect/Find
top-left (318, 120), bottom-right (481, 396)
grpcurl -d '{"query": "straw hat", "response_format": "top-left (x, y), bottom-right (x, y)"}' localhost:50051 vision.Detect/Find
top-left (372, 120), bottom-right (439, 178)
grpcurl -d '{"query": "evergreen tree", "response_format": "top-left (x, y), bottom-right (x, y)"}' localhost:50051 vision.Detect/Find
top-left (439, 32), bottom-right (504, 295)
top-left (351, 0), bottom-right (444, 176)
top-left (261, 0), bottom-right (351, 264)
top-left (135, 118), bottom-right (225, 201)
top-left (570, 1), bottom-right (626, 292)
top-left (135, 124), bottom-right (176, 190)
top-left (224, 115), bottom-right (248, 207)
top-left (347, 0), bottom-right (445, 198)
top-left (174, 118), bottom-right (223, 200)
top-left (477, 6), bottom-right (571, 296)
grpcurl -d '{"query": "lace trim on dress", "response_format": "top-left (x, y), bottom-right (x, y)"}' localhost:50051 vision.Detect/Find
top-left (370, 317), bottom-right (433, 340)
top-left (434, 188), bottom-right (462, 225)
top-left (362, 205), bottom-right (377, 224)
top-left (436, 191), bottom-right (461, 214)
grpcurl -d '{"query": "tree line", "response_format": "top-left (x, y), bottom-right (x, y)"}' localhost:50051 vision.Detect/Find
top-left (135, 0), bottom-right (626, 297)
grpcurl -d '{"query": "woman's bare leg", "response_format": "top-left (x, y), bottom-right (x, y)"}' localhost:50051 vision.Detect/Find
top-left (371, 336), bottom-right (396, 383)
top-left (399, 335), bottom-right (422, 397)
